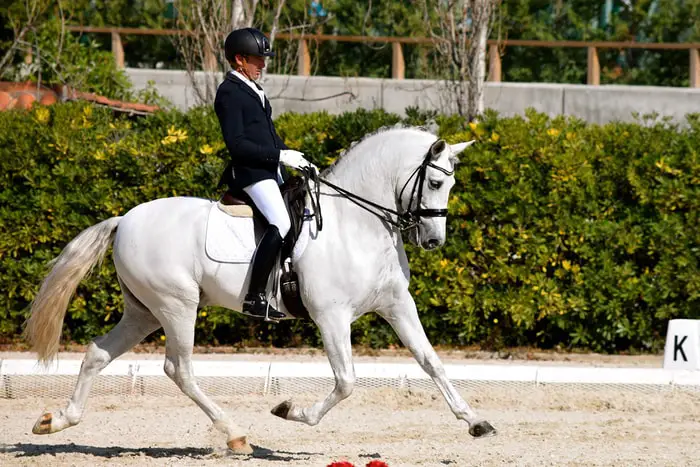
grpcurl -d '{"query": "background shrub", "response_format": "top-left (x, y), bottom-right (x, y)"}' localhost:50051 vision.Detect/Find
top-left (1, 104), bottom-right (698, 352)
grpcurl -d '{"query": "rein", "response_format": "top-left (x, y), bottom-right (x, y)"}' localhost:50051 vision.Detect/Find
top-left (298, 146), bottom-right (453, 233)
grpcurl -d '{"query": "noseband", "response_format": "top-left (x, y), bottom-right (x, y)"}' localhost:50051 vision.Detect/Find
top-left (301, 141), bottom-right (453, 232)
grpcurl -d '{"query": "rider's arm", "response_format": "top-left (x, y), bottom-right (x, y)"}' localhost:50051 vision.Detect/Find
top-left (215, 87), bottom-right (281, 170)
top-left (273, 129), bottom-right (288, 150)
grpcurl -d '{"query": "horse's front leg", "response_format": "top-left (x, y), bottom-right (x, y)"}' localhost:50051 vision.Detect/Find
top-left (379, 291), bottom-right (497, 438)
top-left (271, 313), bottom-right (354, 426)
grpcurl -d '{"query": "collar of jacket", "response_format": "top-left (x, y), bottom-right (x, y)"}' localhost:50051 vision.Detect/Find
top-left (226, 72), bottom-right (267, 109)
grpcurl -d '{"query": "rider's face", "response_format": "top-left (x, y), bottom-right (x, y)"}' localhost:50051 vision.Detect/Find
top-left (235, 54), bottom-right (266, 80)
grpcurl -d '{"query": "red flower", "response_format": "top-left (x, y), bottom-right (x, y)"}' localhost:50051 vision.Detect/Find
top-left (366, 462), bottom-right (390, 467)
top-left (327, 462), bottom-right (355, 467)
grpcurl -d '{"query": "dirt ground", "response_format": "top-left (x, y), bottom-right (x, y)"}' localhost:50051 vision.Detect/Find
top-left (1, 349), bottom-right (697, 467)
top-left (1, 386), bottom-right (698, 467)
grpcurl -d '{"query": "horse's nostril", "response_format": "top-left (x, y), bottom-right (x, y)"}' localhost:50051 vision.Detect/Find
top-left (426, 239), bottom-right (439, 249)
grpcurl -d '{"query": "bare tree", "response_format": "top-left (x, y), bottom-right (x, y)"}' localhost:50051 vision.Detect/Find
top-left (0, 0), bottom-right (96, 92)
top-left (173, 0), bottom-right (287, 106)
top-left (422, 0), bottom-right (501, 120)
top-left (0, 0), bottom-right (54, 79)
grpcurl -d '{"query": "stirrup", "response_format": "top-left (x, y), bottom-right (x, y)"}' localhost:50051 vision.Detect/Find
top-left (242, 293), bottom-right (285, 321)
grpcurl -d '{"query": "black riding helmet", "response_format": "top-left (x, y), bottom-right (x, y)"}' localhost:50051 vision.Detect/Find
top-left (224, 27), bottom-right (275, 63)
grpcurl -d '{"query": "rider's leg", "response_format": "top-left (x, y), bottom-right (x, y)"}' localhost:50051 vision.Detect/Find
top-left (242, 178), bottom-right (291, 319)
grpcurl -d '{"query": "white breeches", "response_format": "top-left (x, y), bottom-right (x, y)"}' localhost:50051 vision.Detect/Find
top-left (243, 179), bottom-right (291, 238)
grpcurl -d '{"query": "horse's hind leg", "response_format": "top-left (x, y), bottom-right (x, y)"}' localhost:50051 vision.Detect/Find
top-left (33, 282), bottom-right (161, 435)
top-left (158, 298), bottom-right (252, 454)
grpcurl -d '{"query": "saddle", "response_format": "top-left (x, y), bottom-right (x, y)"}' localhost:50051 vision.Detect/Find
top-left (219, 176), bottom-right (310, 320)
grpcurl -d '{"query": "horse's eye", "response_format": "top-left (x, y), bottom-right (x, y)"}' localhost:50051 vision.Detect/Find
top-left (429, 180), bottom-right (443, 190)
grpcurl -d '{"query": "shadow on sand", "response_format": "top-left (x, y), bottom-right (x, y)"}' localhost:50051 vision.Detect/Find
top-left (1, 443), bottom-right (322, 462)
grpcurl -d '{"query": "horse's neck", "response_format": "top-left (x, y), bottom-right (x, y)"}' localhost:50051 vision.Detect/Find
top-left (324, 139), bottom-right (402, 215)
top-left (298, 131), bottom-right (427, 290)
top-left (317, 135), bottom-right (413, 250)
top-left (327, 166), bottom-right (392, 209)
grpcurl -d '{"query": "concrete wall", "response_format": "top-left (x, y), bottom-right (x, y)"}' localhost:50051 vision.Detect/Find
top-left (127, 68), bottom-right (700, 124)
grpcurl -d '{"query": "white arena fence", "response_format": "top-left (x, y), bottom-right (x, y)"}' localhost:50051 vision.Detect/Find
top-left (2, 359), bottom-right (700, 399)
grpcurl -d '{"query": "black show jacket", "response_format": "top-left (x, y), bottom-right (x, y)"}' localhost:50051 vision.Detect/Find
top-left (214, 72), bottom-right (288, 192)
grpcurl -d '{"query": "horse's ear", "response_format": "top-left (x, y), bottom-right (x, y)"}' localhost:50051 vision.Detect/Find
top-left (449, 140), bottom-right (476, 157)
top-left (429, 139), bottom-right (447, 160)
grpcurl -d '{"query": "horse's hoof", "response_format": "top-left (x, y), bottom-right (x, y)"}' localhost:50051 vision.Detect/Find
top-left (271, 400), bottom-right (292, 419)
top-left (32, 413), bottom-right (53, 435)
top-left (469, 420), bottom-right (497, 438)
top-left (227, 436), bottom-right (253, 455)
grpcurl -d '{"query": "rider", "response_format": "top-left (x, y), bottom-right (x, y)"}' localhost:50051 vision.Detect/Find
top-left (215, 27), bottom-right (316, 320)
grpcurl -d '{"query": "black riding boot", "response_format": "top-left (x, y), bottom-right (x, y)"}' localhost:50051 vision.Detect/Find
top-left (243, 225), bottom-right (285, 319)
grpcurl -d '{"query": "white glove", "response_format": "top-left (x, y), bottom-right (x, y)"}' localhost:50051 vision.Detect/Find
top-left (279, 149), bottom-right (318, 172)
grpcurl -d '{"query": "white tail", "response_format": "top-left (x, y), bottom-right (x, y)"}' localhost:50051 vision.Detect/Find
top-left (24, 217), bottom-right (122, 364)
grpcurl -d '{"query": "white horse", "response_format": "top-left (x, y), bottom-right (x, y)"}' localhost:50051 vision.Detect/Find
top-left (25, 126), bottom-right (495, 454)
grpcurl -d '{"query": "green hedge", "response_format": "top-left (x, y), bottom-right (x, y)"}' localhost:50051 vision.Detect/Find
top-left (1, 104), bottom-right (698, 352)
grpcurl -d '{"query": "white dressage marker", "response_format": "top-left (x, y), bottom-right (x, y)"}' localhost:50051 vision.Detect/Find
top-left (663, 319), bottom-right (700, 370)
top-left (24, 126), bottom-right (490, 453)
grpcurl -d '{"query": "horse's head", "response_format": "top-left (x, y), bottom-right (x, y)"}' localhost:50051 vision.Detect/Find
top-left (398, 138), bottom-right (474, 250)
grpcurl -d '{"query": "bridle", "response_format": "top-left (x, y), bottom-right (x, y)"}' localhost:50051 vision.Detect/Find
top-left (397, 146), bottom-right (454, 229)
top-left (300, 140), bottom-right (453, 233)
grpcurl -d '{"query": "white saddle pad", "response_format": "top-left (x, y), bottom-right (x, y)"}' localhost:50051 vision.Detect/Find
top-left (205, 203), bottom-right (257, 263)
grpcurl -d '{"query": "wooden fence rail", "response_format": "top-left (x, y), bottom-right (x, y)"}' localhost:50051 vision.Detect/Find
top-left (65, 26), bottom-right (700, 87)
